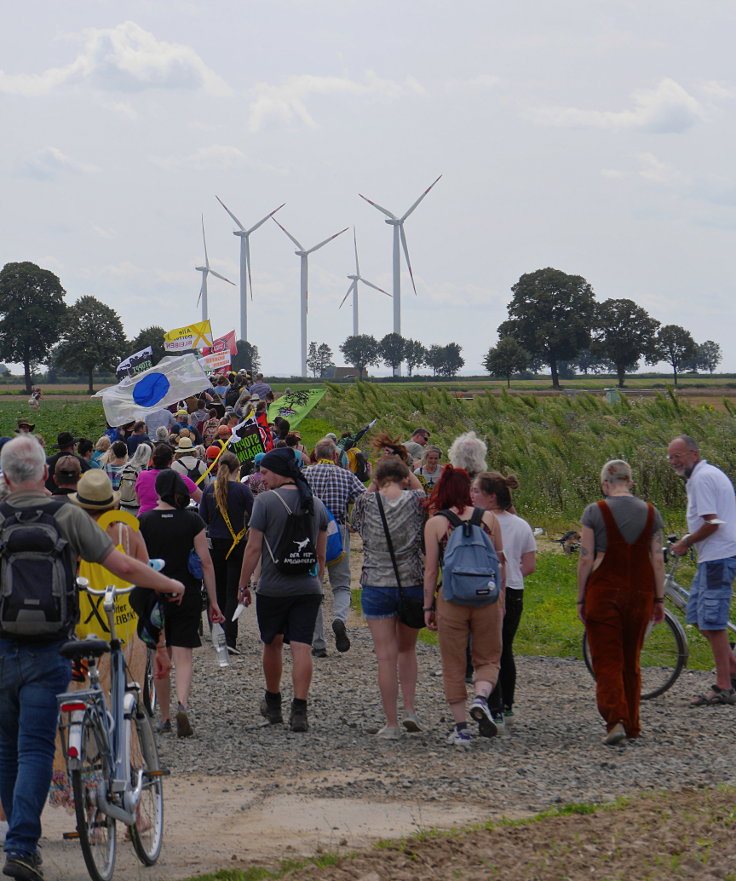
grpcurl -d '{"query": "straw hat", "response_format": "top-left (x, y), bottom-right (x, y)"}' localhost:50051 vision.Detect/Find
top-left (175, 436), bottom-right (195, 455)
top-left (15, 418), bottom-right (35, 433)
top-left (69, 469), bottom-right (120, 511)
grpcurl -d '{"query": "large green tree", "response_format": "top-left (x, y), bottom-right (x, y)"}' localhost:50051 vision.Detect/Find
top-left (656, 324), bottom-right (696, 387)
top-left (54, 296), bottom-right (126, 394)
top-left (403, 339), bottom-right (427, 377)
top-left (694, 340), bottom-right (722, 375)
top-left (306, 341), bottom-right (334, 378)
top-left (0, 261), bottom-right (68, 392)
top-left (483, 337), bottom-right (530, 388)
top-left (378, 333), bottom-right (407, 373)
top-left (232, 340), bottom-right (260, 374)
top-left (128, 326), bottom-right (166, 365)
top-left (591, 298), bottom-right (660, 388)
top-left (340, 334), bottom-right (380, 379)
top-left (425, 342), bottom-right (464, 378)
top-left (498, 267), bottom-right (596, 389)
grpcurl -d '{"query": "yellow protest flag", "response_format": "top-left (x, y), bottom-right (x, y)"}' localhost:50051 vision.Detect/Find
top-left (163, 320), bottom-right (213, 352)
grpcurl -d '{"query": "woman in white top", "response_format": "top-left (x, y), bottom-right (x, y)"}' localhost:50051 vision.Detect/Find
top-left (414, 445), bottom-right (442, 494)
top-left (471, 471), bottom-right (536, 721)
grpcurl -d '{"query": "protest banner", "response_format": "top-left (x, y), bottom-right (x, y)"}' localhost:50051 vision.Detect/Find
top-left (267, 388), bottom-right (326, 429)
top-left (116, 346), bottom-right (153, 380)
top-left (163, 320), bottom-right (213, 352)
top-left (228, 419), bottom-right (265, 463)
top-left (202, 330), bottom-right (237, 357)
top-left (198, 350), bottom-right (231, 374)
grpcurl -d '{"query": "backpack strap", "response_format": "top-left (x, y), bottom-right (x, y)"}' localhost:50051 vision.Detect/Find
top-left (469, 507), bottom-right (485, 528)
top-left (437, 509), bottom-right (463, 528)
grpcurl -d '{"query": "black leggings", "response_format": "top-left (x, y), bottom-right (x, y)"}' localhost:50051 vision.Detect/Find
top-left (489, 588), bottom-right (524, 713)
top-left (210, 538), bottom-right (245, 647)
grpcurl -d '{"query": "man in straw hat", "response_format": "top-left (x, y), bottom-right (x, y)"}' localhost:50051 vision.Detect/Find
top-left (0, 436), bottom-right (184, 881)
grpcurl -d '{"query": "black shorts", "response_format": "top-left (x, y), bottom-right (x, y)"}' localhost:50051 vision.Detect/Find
top-left (256, 593), bottom-right (323, 645)
top-left (162, 584), bottom-right (202, 649)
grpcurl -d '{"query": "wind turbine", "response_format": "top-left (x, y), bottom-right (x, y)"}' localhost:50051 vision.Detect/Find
top-left (339, 227), bottom-right (391, 337)
top-left (359, 175), bottom-right (442, 374)
top-left (273, 217), bottom-right (348, 377)
top-left (195, 216), bottom-right (235, 323)
top-left (215, 195), bottom-right (285, 342)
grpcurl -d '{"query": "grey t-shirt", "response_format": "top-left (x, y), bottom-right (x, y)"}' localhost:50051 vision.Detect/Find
top-left (250, 487), bottom-right (328, 597)
top-left (582, 496), bottom-right (664, 554)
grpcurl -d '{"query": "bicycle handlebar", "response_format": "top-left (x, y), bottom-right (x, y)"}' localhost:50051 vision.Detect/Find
top-left (75, 559), bottom-right (166, 596)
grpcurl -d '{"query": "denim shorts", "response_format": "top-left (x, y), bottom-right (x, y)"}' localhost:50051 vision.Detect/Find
top-left (361, 584), bottom-right (423, 620)
top-left (686, 557), bottom-right (736, 630)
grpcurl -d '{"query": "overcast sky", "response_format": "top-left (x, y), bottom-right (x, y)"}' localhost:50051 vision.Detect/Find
top-left (2, 1), bottom-right (735, 377)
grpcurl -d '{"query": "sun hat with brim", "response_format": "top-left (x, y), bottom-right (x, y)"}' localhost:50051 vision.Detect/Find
top-left (175, 409), bottom-right (189, 417)
top-left (15, 418), bottom-right (35, 432)
top-left (69, 469), bottom-right (120, 511)
top-left (56, 431), bottom-right (76, 449)
top-left (175, 437), bottom-right (195, 454)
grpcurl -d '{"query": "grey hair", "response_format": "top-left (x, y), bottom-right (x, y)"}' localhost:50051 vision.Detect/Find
top-left (448, 431), bottom-right (487, 479)
top-left (1, 436), bottom-right (46, 486)
top-left (129, 443), bottom-right (152, 469)
top-left (600, 459), bottom-right (633, 486)
top-left (155, 426), bottom-right (169, 443)
top-left (314, 438), bottom-right (337, 460)
top-left (674, 435), bottom-right (699, 452)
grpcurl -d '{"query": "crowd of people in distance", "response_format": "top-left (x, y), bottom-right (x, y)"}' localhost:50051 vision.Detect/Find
top-left (2, 364), bottom-right (736, 879)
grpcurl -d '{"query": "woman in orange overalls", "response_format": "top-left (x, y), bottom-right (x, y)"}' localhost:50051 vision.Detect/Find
top-left (577, 460), bottom-right (665, 744)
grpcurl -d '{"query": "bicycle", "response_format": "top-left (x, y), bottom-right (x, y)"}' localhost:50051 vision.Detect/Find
top-left (582, 537), bottom-right (736, 699)
top-left (57, 579), bottom-right (166, 881)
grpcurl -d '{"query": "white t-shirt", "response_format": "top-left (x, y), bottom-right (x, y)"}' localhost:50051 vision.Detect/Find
top-left (495, 511), bottom-right (536, 589)
top-left (686, 460), bottom-right (736, 563)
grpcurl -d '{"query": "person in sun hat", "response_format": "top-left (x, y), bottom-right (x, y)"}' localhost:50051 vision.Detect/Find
top-left (172, 435), bottom-right (208, 484)
top-left (14, 418), bottom-right (35, 434)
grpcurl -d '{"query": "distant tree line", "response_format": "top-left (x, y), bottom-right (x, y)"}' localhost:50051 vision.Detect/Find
top-left (336, 333), bottom-right (465, 379)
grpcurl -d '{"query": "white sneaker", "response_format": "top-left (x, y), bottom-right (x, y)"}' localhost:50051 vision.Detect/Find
top-left (447, 727), bottom-right (472, 747)
top-left (469, 696), bottom-right (498, 738)
top-left (376, 725), bottom-right (401, 740)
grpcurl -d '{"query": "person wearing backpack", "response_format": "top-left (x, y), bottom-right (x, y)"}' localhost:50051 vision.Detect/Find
top-left (423, 463), bottom-right (506, 747)
top-left (118, 442), bottom-right (151, 515)
top-left (237, 448), bottom-right (328, 733)
top-left (172, 436), bottom-right (208, 485)
top-left (0, 436), bottom-right (185, 881)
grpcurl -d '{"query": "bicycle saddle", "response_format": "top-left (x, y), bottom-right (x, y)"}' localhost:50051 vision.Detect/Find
top-left (59, 638), bottom-right (111, 660)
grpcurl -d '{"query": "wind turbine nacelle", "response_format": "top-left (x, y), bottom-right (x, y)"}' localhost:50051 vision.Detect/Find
top-left (385, 218), bottom-right (399, 226)
top-left (195, 265), bottom-right (206, 271)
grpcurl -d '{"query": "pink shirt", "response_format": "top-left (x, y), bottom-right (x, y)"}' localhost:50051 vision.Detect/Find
top-left (135, 469), bottom-right (199, 514)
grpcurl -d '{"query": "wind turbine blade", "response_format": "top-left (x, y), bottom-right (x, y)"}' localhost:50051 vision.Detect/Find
top-left (359, 277), bottom-right (391, 297)
top-left (306, 227), bottom-right (349, 254)
top-left (358, 193), bottom-right (397, 220)
top-left (215, 195), bottom-right (245, 231)
top-left (247, 203), bottom-right (286, 235)
top-left (201, 216), bottom-right (210, 268)
top-left (209, 269), bottom-right (236, 286)
top-left (353, 227), bottom-right (360, 275)
top-left (196, 273), bottom-right (205, 306)
top-left (399, 224), bottom-right (418, 295)
top-left (245, 237), bottom-right (253, 300)
top-left (400, 174), bottom-right (442, 222)
top-left (273, 217), bottom-right (304, 250)
top-left (339, 281), bottom-right (356, 309)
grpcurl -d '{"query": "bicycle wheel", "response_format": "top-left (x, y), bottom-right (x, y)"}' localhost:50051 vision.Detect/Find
top-left (142, 649), bottom-right (157, 717)
top-left (71, 715), bottom-right (117, 881)
top-left (581, 608), bottom-right (688, 700)
top-left (129, 706), bottom-right (164, 865)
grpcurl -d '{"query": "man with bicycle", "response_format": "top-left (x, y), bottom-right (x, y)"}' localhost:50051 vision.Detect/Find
top-left (0, 436), bottom-right (184, 881)
top-left (667, 435), bottom-right (736, 706)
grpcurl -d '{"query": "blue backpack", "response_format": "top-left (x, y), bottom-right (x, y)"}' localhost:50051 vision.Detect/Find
top-left (439, 508), bottom-right (500, 606)
top-left (324, 505), bottom-right (344, 567)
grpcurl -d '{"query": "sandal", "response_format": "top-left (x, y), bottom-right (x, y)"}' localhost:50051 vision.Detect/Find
top-left (690, 685), bottom-right (736, 706)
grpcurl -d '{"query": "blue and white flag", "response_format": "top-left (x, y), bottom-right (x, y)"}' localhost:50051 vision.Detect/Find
top-left (94, 354), bottom-right (210, 426)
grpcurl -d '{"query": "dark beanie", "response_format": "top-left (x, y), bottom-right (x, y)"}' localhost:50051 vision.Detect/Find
top-left (260, 448), bottom-right (313, 513)
top-left (155, 468), bottom-right (190, 509)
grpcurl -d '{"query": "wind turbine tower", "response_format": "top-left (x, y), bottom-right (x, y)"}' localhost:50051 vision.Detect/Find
top-left (273, 217), bottom-right (348, 377)
top-left (195, 216), bottom-right (235, 323)
top-left (359, 175), bottom-right (442, 374)
top-left (340, 227), bottom-right (391, 337)
top-left (215, 196), bottom-right (285, 342)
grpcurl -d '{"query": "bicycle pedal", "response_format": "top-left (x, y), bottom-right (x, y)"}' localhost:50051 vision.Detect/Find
top-left (145, 768), bottom-right (170, 777)
top-left (63, 831), bottom-right (80, 840)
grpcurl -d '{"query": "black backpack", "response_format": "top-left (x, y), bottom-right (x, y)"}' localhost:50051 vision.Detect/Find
top-left (264, 492), bottom-right (318, 575)
top-left (0, 498), bottom-right (78, 640)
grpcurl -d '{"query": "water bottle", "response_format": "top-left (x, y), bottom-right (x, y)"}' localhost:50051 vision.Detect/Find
top-left (211, 622), bottom-right (229, 667)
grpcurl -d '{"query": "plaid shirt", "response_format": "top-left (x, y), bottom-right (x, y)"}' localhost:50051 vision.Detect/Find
top-left (304, 463), bottom-right (366, 522)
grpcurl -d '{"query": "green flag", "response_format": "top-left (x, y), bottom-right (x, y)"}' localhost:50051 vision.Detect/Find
top-left (267, 389), bottom-right (326, 428)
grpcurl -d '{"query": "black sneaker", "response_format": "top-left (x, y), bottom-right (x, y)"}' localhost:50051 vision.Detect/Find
top-left (226, 645), bottom-right (242, 656)
top-left (260, 693), bottom-right (283, 724)
top-left (332, 619), bottom-right (350, 653)
top-left (4, 851), bottom-right (44, 881)
top-left (289, 701), bottom-right (309, 732)
top-left (312, 647), bottom-right (328, 658)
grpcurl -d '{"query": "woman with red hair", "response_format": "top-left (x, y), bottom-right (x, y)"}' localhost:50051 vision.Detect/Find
top-left (423, 464), bottom-right (505, 746)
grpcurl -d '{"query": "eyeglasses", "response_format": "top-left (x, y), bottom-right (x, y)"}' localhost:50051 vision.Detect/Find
top-left (667, 452), bottom-right (690, 461)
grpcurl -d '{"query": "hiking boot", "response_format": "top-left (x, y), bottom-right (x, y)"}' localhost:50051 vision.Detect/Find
top-left (260, 692), bottom-right (283, 724)
top-left (469, 696), bottom-right (498, 738)
top-left (3, 851), bottom-right (44, 881)
top-left (332, 619), bottom-right (350, 653)
top-left (447, 726), bottom-right (472, 747)
top-left (289, 701), bottom-right (308, 732)
top-left (176, 705), bottom-right (193, 738)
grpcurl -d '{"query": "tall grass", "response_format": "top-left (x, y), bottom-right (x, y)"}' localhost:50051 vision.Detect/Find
top-left (317, 383), bottom-right (736, 529)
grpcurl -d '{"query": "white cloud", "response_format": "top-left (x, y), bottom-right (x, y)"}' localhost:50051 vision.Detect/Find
top-left (701, 80), bottom-right (735, 100)
top-left (248, 71), bottom-right (425, 132)
top-left (21, 147), bottom-right (99, 180)
top-left (151, 145), bottom-right (247, 171)
top-left (601, 152), bottom-right (684, 185)
top-left (529, 78), bottom-right (704, 133)
top-left (0, 21), bottom-right (230, 96)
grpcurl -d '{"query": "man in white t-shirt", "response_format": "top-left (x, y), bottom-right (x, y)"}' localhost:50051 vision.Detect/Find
top-left (668, 435), bottom-right (736, 705)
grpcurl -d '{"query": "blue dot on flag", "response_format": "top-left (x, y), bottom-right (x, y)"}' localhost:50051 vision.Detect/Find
top-left (132, 372), bottom-right (170, 407)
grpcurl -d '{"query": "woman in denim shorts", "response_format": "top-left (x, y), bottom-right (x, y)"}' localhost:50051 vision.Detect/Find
top-left (352, 457), bottom-right (426, 740)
